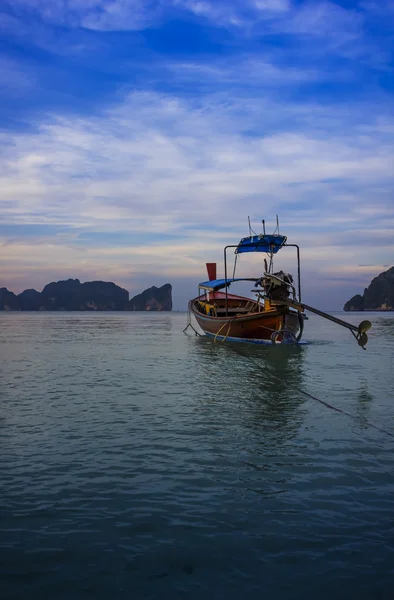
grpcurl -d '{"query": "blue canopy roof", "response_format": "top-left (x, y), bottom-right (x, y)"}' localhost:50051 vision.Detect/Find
top-left (198, 277), bottom-right (257, 291)
top-left (235, 234), bottom-right (287, 254)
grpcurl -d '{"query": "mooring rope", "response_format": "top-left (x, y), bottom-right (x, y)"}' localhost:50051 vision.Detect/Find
top-left (183, 311), bottom-right (201, 336)
top-left (229, 345), bottom-right (394, 439)
top-left (297, 389), bottom-right (394, 438)
top-left (213, 315), bottom-right (238, 343)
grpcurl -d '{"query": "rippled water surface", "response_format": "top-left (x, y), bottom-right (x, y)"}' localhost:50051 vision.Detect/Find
top-left (1, 312), bottom-right (394, 599)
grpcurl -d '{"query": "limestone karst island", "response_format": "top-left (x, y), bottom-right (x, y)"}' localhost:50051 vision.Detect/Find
top-left (344, 266), bottom-right (394, 311)
top-left (0, 280), bottom-right (172, 311)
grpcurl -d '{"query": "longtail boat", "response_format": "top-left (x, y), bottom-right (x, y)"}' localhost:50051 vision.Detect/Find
top-left (186, 218), bottom-right (371, 348)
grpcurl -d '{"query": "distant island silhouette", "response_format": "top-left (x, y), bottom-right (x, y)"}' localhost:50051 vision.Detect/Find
top-left (344, 266), bottom-right (394, 311)
top-left (0, 279), bottom-right (172, 311)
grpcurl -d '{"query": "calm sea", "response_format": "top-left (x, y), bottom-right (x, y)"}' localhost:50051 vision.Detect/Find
top-left (1, 311), bottom-right (394, 599)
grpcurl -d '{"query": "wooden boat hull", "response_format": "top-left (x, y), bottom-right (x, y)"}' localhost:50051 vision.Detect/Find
top-left (189, 294), bottom-right (302, 343)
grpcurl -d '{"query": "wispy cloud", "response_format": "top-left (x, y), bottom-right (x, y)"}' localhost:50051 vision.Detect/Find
top-left (276, 1), bottom-right (361, 37)
top-left (3, 0), bottom-right (391, 71)
top-left (1, 91), bottom-right (393, 227)
top-left (4, 0), bottom-right (161, 31)
top-left (1, 88), bottom-right (393, 303)
top-left (0, 0), bottom-right (366, 36)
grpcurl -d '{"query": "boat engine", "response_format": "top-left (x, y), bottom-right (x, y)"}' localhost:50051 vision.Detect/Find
top-left (258, 271), bottom-right (295, 301)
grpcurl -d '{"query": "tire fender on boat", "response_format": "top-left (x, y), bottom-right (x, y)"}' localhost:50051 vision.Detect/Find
top-left (271, 329), bottom-right (297, 345)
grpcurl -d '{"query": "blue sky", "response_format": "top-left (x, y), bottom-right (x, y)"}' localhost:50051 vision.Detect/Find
top-left (0, 0), bottom-right (393, 309)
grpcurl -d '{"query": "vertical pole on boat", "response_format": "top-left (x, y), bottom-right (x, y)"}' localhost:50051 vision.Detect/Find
top-left (224, 246), bottom-right (228, 316)
top-left (262, 220), bottom-right (266, 235)
top-left (296, 244), bottom-right (301, 302)
top-left (285, 244), bottom-right (302, 302)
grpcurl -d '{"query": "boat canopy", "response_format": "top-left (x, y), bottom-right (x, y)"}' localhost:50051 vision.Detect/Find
top-left (198, 277), bottom-right (258, 292)
top-left (235, 234), bottom-right (287, 254)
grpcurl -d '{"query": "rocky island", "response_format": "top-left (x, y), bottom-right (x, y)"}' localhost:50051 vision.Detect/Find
top-left (128, 284), bottom-right (172, 311)
top-left (344, 266), bottom-right (394, 311)
top-left (0, 280), bottom-right (172, 311)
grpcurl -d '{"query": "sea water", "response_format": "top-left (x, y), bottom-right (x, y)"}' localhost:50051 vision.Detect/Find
top-left (1, 312), bottom-right (394, 599)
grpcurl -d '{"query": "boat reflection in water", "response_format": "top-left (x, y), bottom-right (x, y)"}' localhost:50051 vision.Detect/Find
top-left (192, 337), bottom-right (307, 445)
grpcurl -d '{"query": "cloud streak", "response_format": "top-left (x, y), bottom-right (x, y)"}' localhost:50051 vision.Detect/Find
top-left (1, 91), bottom-right (393, 225)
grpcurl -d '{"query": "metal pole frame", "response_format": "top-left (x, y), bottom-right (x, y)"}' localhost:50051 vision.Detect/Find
top-left (223, 242), bottom-right (301, 315)
top-left (224, 245), bottom-right (239, 317)
top-left (284, 244), bottom-right (301, 302)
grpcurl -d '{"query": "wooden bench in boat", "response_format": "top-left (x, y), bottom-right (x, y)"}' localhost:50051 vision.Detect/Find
top-left (214, 306), bottom-right (260, 316)
top-left (196, 299), bottom-right (261, 317)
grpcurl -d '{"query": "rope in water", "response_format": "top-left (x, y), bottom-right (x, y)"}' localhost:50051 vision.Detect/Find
top-left (230, 345), bottom-right (394, 439)
top-left (298, 389), bottom-right (394, 438)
